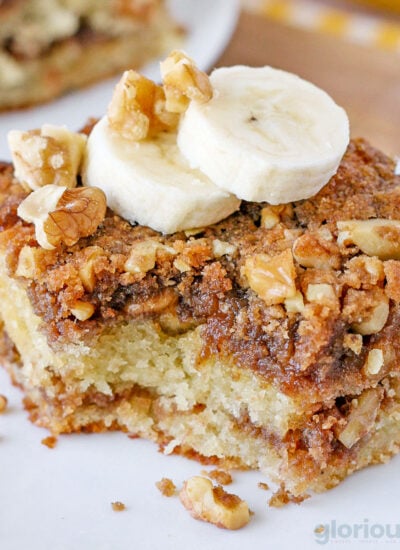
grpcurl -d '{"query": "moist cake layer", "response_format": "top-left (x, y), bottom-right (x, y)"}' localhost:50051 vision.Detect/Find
top-left (1, 138), bottom-right (400, 496)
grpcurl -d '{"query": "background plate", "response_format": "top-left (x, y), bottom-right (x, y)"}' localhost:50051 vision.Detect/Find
top-left (0, 0), bottom-right (240, 160)
top-left (1, 1), bottom-right (400, 550)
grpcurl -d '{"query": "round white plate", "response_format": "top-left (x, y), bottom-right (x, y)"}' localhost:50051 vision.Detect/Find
top-left (2, 2), bottom-right (400, 549)
top-left (0, 0), bottom-right (240, 160)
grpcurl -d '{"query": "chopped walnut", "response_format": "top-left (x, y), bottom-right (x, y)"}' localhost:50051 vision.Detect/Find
top-left (17, 185), bottom-right (107, 250)
top-left (243, 249), bottom-right (297, 306)
top-left (126, 288), bottom-right (177, 317)
top-left (160, 50), bottom-right (213, 113)
top-left (306, 283), bottom-right (338, 307)
top-left (107, 70), bottom-right (178, 141)
top-left (0, 394), bottom-right (7, 413)
top-left (156, 477), bottom-right (177, 497)
top-left (15, 245), bottom-right (51, 279)
top-left (111, 501), bottom-right (126, 512)
top-left (338, 388), bottom-right (382, 449)
top-left (337, 219), bottom-right (400, 260)
top-left (261, 204), bottom-right (293, 229)
top-left (78, 246), bottom-right (106, 292)
top-left (293, 233), bottom-right (341, 270)
top-left (342, 256), bottom-right (384, 290)
top-left (343, 288), bottom-right (389, 335)
top-left (364, 348), bottom-right (384, 376)
top-left (179, 476), bottom-right (250, 530)
top-left (8, 125), bottom-right (86, 191)
top-left (284, 290), bottom-right (305, 314)
top-left (343, 333), bottom-right (363, 355)
top-left (212, 239), bottom-right (237, 258)
top-left (124, 240), bottom-right (175, 275)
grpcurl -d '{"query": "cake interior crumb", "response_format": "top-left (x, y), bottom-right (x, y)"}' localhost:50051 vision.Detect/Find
top-left (41, 436), bottom-right (57, 449)
top-left (156, 477), bottom-right (177, 497)
top-left (201, 469), bottom-right (233, 485)
top-left (111, 501), bottom-right (126, 512)
top-left (268, 485), bottom-right (309, 507)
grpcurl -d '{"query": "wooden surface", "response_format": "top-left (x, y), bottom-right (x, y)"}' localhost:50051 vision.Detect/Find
top-left (218, 11), bottom-right (400, 156)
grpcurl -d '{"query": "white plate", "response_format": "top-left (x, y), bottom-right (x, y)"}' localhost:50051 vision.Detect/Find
top-left (0, 0), bottom-right (240, 160)
top-left (2, 2), bottom-right (400, 549)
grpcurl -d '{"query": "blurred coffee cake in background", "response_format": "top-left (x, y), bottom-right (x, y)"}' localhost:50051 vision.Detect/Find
top-left (0, 0), bottom-right (181, 110)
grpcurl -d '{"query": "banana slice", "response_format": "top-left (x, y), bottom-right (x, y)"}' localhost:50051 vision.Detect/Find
top-left (82, 117), bottom-right (240, 234)
top-left (178, 66), bottom-right (350, 204)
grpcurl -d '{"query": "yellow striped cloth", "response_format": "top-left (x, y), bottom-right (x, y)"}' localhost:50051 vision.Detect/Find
top-left (242, 0), bottom-right (400, 53)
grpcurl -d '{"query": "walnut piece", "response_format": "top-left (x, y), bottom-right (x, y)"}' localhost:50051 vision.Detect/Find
top-left (293, 232), bottom-right (341, 270)
top-left (179, 476), bottom-right (250, 530)
top-left (243, 249), bottom-right (297, 306)
top-left (17, 185), bottom-right (106, 250)
top-left (108, 70), bottom-right (178, 141)
top-left (284, 291), bottom-right (305, 314)
top-left (160, 50), bottom-right (213, 113)
top-left (69, 300), bottom-right (95, 321)
top-left (8, 124), bottom-right (86, 191)
top-left (124, 240), bottom-right (175, 275)
top-left (343, 333), bottom-right (363, 355)
top-left (78, 246), bottom-right (105, 292)
top-left (306, 283), bottom-right (338, 307)
top-left (364, 348), bottom-right (384, 376)
top-left (338, 388), bottom-right (381, 449)
top-left (261, 204), bottom-right (293, 229)
top-left (337, 219), bottom-right (400, 260)
top-left (352, 297), bottom-right (389, 336)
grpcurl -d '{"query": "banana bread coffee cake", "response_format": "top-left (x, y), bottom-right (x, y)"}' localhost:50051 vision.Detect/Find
top-left (1, 54), bottom-right (400, 499)
top-left (0, 0), bottom-right (179, 110)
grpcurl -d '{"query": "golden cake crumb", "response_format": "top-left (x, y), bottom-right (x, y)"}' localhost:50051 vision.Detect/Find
top-left (111, 501), bottom-right (126, 512)
top-left (0, 394), bottom-right (7, 413)
top-left (257, 482), bottom-right (270, 491)
top-left (268, 485), bottom-right (309, 508)
top-left (41, 436), bottom-right (57, 448)
top-left (156, 477), bottom-right (177, 497)
top-left (201, 469), bottom-right (233, 485)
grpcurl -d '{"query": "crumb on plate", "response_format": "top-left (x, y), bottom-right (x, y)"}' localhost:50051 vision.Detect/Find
top-left (156, 477), bottom-right (177, 497)
top-left (41, 435), bottom-right (57, 448)
top-left (111, 501), bottom-right (126, 512)
top-left (201, 469), bottom-right (233, 485)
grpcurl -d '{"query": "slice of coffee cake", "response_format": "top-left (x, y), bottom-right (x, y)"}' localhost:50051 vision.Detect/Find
top-left (1, 138), bottom-right (400, 497)
top-left (1, 57), bottom-right (400, 499)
